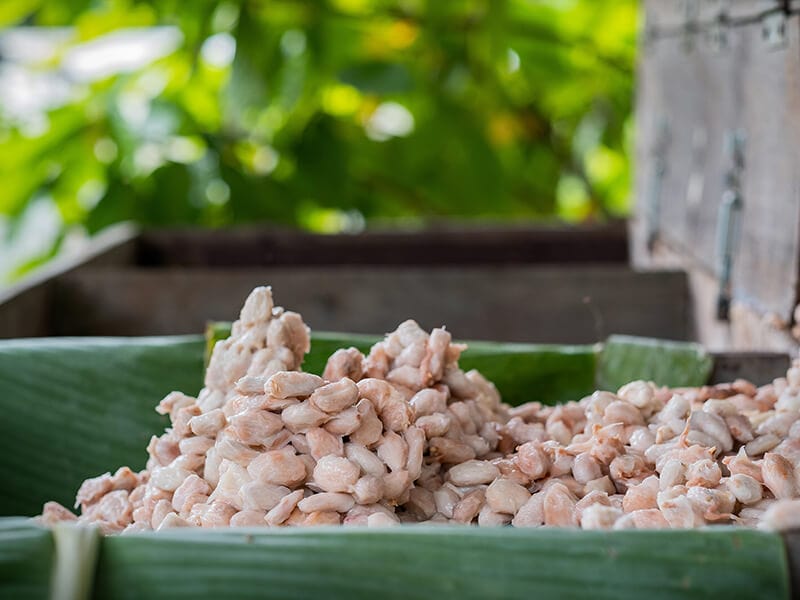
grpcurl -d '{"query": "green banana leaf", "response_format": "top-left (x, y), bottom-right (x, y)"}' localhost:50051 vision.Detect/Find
top-left (0, 337), bottom-right (205, 516)
top-left (597, 335), bottom-right (713, 391)
top-left (0, 333), bottom-right (791, 599)
top-left (0, 518), bottom-right (54, 600)
top-left (93, 527), bottom-right (788, 600)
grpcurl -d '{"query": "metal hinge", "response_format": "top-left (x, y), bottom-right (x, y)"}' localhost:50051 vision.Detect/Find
top-left (681, 0), bottom-right (700, 52)
top-left (645, 118), bottom-right (670, 253)
top-left (707, 0), bottom-right (730, 52)
top-left (715, 130), bottom-right (745, 321)
top-left (645, 0), bottom-right (797, 52)
top-left (762, 10), bottom-right (788, 50)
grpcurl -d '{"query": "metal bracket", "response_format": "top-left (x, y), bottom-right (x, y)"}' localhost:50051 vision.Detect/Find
top-left (715, 131), bottom-right (745, 321)
top-left (681, 0), bottom-right (700, 52)
top-left (707, 0), bottom-right (730, 52)
top-left (762, 10), bottom-right (788, 50)
top-left (645, 118), bottom-right (670, 253)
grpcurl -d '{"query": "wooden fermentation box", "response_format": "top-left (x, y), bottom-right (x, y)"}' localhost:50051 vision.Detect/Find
top-left (0, 224), bottom-right (788, 385)
top-left (0, 223), bottom-right (688, 344)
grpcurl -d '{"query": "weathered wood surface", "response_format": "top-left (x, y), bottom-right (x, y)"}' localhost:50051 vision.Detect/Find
top-left (0, 225), bottom-right (629, 339)
top-left (50, 267), bottom-right (691, 344)
top-left (137, 223), bottom-right (629, 268)
top-left (634, 0), bottom-right (739, 270)
top-left (643, 0), bottom-right (797, 32)
top-left (0, 225), bottom-right (138, 338)
top-left (734, 12), bottom-right (800, 320)
top-left (641, 244), bottom-right (799, 352)
top-left (634, 0), bottom-right (800, 350)
top-left (0, 224), bottom-right (639, 341)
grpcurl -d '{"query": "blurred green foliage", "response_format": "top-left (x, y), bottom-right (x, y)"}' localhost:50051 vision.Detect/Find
top-left (0, 0), bottom-right (636, 278)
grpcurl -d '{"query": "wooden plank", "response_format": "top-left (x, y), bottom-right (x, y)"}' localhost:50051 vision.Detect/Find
top-left (642, 0), bottom-right (687, 32)
top-left (634, 2), bottom-right (800, 348)
top-left (733, 14), bottom-right (800, 319)
top-left (50, 267), bottom-right (690, 344)
top-left (634, 0), bottom-right (737, 272)
top-left (643, 1), bottom-right (796, 36)
top-left (0, 282), bottom-right (54, 339)
top-left (0, 225), bottom-right (138, 339)
top-left (726, 0), bottom-right (800, 20)
top-left (634, 242), bottom-right (798, 351)
top-left (0, 225), bottom-right (629, 339)
top-left (136, 223), bottom-right (629, 268)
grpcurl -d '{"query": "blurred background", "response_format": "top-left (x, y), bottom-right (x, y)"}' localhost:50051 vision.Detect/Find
top-left (0, 0), bottom-right (637, 284)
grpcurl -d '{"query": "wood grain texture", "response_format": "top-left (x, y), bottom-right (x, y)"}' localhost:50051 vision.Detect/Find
top-left (733, 13), bottom-right (800, 318)
top-left (633, 243), bottom-right (798, 351)
top-left (0, 225), bottom-right (138, 339)
top-left (642, 1), bottom-right (799, 36)
top-left (634, 0), bottom-right (738, 270)
top-left (50, 266), bottom-right (691, 344)
top-left (634, 1), bottom-right (800, 348)
top-left (0, 224), bottom-right (634, 341)
top-left (0, 284), bottom-right (54, 339)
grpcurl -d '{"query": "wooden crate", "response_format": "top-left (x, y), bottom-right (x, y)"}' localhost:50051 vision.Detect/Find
top-left (0, 222), bottom-right (698, 345)
top-left (0, 223), bottom-right (788, 384)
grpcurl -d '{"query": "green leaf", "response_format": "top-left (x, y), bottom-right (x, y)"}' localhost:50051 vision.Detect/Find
top-left (338, 62), bottom-right (414, 94)
top-left (458, 341), bottom-right (597, 406)
top-left (0, 337), bottom-right (205, 516)
top-left (1, 0), bottom-right (638, 263)
top-left (597, 335), bottom-right (714, 392)
top-left (7, 230), bottom-right (65, 281)
top-left (0, 0), bottom-right (42, 26)
top-left (0, 518), bottom-right (54, 600)
top-left (93, 527), bottom-right (789, 600)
